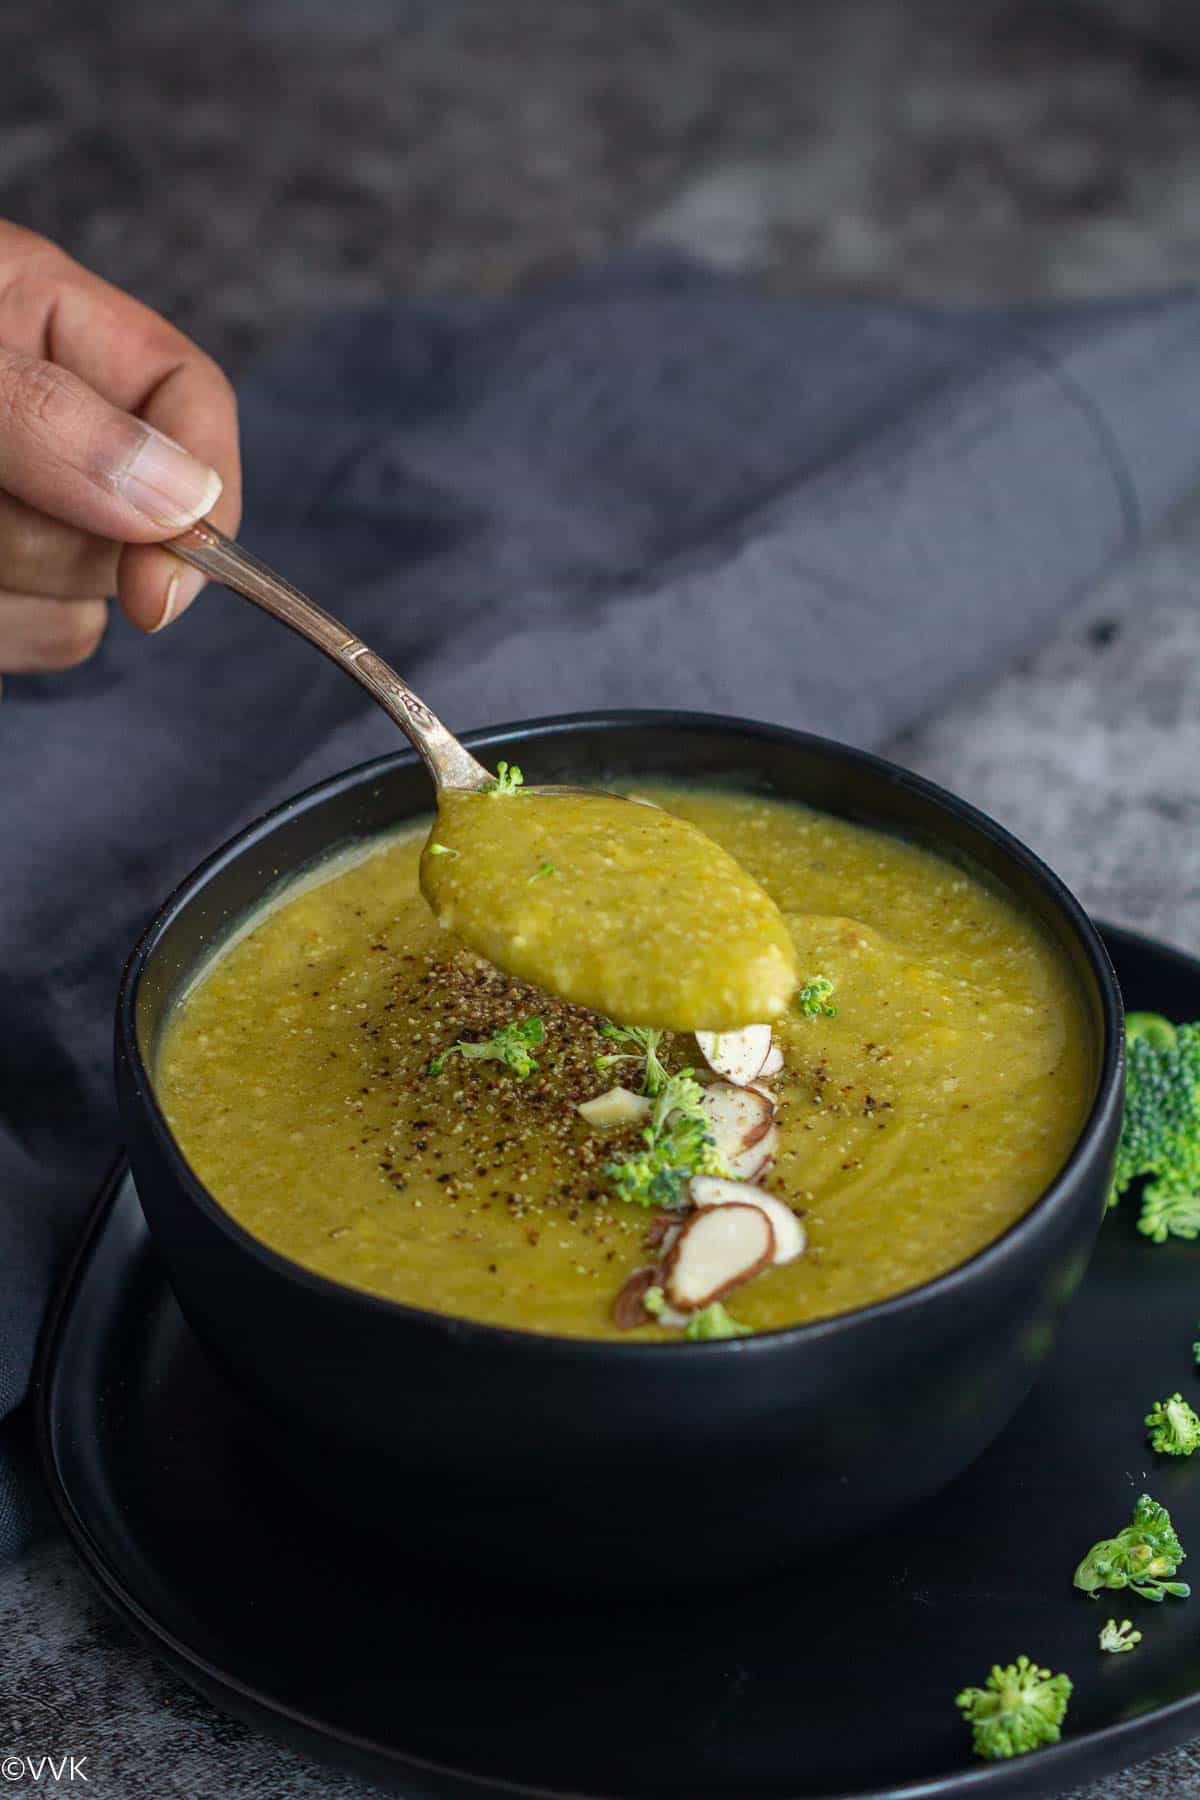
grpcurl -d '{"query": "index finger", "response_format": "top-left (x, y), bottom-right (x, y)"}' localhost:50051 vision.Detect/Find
top-left (0, 228), bottom-right (241, 628)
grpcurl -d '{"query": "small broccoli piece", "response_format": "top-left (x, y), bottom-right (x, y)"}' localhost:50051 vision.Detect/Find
top-left (642, 1284), bottom-right (750, 1339)
top-left (607, 1113), bottom-right (725, 1208)
top-left (797, 976), bottom-right (837, 1019)
top-left (1192, 1324), bottom-right (1200, 1368)
top-left (685, 1302), bottom-right (753, 1341)
top-left (426, 841), bottom-right (460, 858)
top-left (528, 861), bottom-right (556, 883)
top-left (596, 1024), bottom-right (671, 1096)
top-left (1099, 1618), bottom-right (1142, 1654)
top-left (606, 1065), bottom-right (725, 1205)
top-left (1107, 1015), bottom-right (1200, 1237)
top-left (1126, 1012), bottom-right (1178, 1051)
top-left (1145, 1392), bottom-right (1200, 1456)
top-left (955, 1657), bottom-right (1072, 1760)
top-left (1074, 1494), bottom-right (1190, 1603)
top-left (429, 1016), bottom-right (544, 1078)
top-left (601, 1030), bottom-right (728, 1206)
top-left (647, 1069), bottom-right (707, 1137)
top-left (490, 760), bottom-right (525, 796)
top-left (1138, 1189), bottom-right (1200, 1242)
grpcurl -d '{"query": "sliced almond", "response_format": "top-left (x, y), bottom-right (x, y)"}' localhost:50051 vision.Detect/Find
top-left (645, 1209), bottom-right (690, 1250)
top-left (697, 1083), bottom-right (775, 1168)
top-left (612, 1267), bottom-right (659, 1330)
top-left (694, 1024), bottom-right (774, 1087)
top-left (689, 1174), bottom-right (806, 1265)
top-left (662, 1204), bottom-right (775, 1311)
top-left (731, 1122), bottom-right (779, 1184)
top-left (577, 1086), bottom-right (652, 1129)
top-left (759, 1043), bottom-right (785, 1079)
top-left (612, 1264), bottom-right (690, 1328)
top-left (645, 1214), bottom-right (688, 1264)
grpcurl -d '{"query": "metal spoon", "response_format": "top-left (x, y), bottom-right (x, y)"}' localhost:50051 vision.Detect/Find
top-left (168, 519), bottom-right (499, 794)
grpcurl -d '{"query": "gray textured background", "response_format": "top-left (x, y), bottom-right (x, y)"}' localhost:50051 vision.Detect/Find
top-left (3, 1), bottom-right (1200, 1795)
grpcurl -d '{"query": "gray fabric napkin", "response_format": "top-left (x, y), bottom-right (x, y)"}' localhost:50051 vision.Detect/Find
top-left (4, 254), bottom-right (1200, 1557)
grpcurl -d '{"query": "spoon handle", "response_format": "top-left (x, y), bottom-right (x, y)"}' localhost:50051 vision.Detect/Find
top-left (167, 520), bottom-right (491, 793)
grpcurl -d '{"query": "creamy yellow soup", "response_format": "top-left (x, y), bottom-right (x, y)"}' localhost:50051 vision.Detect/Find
top-left (156, 788), bottom-right (1095, 1340)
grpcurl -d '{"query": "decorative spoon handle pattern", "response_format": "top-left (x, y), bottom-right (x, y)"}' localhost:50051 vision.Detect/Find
top-left (168, 519), bottom-right (492, 794)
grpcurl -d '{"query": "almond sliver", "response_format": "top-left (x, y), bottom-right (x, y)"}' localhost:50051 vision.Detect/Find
top-left (612, 1267), bottom-right (659, 1330)
top-left (697, 1082), bottom-right (774, 1161)
top-left (578, 1086), bottom-right (652, 1128)
top-left (694, 1024), bottom-right (773, 1087)
top-left (689, 1174), bottom-right (805, 1264)
top-left (663, 1203), bottom-right (775, 1311)
top-left (728, 1120), bottom-right (779, 1184)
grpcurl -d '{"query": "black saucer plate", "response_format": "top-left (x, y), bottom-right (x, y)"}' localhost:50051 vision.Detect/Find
top-left (35, 924), bottom-right (1200, 1800)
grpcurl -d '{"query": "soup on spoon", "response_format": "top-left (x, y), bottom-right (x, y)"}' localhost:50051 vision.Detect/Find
top-left (420, 764), bottom-right (799, 1031)
top-left (162, 526), bottom-right (797, 1031)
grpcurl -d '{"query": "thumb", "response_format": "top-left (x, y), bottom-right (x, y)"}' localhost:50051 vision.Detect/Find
top-left (0, 347), bottom-right (221, 542)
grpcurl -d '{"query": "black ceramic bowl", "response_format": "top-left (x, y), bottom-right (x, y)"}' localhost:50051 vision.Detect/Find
top-left (116, 712), bottom-right (1124, 1584)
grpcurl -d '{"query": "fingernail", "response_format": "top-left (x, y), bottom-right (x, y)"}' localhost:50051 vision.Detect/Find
top-left (149, 566), bottom-right (207, 632)
top-left (149, 571), bottom-right (180, 633)
top-left (119, 424), bottom-right (222, 529)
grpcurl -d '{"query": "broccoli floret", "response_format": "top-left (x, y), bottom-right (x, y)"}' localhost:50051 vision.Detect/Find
top-left (605, 1056), bottom-right (727, 1207)
top-left (647, 1069), bottom-right (707, 1137)
top-left (490, 760), bottom-right (525, 796)
top-left (595, 1024), bottom-right (671, 1096)
top-left (1108, 1015), bottom-right (1200, 1239)
top-left (684, 1302), bottom-right (753, 1341)
top-left (642, 1283), bottom-right (751, 1340)
top-left (955, 1657), bottom-right (1072, 1760)
top-left (1126, 1012), bottom-right (1179, 1051)
top-left (1074, 1494), bottom-right (1190, 1603)
top-left (797, 975), bottom-right (837, 1019)
top-left (1145, 1393), bottom-right (1200, 1456)
top-left (429, 1016), bottom-right (544, 1078)
top-left (1099, 1618), bottom-right (1142, 1654)
top-left (1138, 1189), bottom-right (1200, 1243)
top-left (607, 1112), bottom-right (724, 1208)
top-left (1193, 1324), bottom-right (1200, 1368)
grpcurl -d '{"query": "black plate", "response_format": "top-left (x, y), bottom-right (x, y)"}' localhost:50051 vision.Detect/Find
top-left (35, 924), bottom-right (1200, 1800)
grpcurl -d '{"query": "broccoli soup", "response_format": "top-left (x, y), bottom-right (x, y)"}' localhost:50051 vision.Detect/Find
top-left (421, 780), bottom-right (797, 1031)
top-left (156, 787), bottom-right (1095, 1342)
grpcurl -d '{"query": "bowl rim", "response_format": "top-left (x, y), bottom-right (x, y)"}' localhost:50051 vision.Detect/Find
top-left (117, 707), bottom-right (1125, 1359)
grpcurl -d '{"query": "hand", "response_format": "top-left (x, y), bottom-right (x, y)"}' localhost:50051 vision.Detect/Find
top-left (0, 221), bottom-right (241, 674)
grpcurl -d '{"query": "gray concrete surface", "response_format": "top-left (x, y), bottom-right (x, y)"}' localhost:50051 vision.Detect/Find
top-left (11, 0), bottom-right (1200, 373)
top-left (3, 1), bottom-right (1200, 1794)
